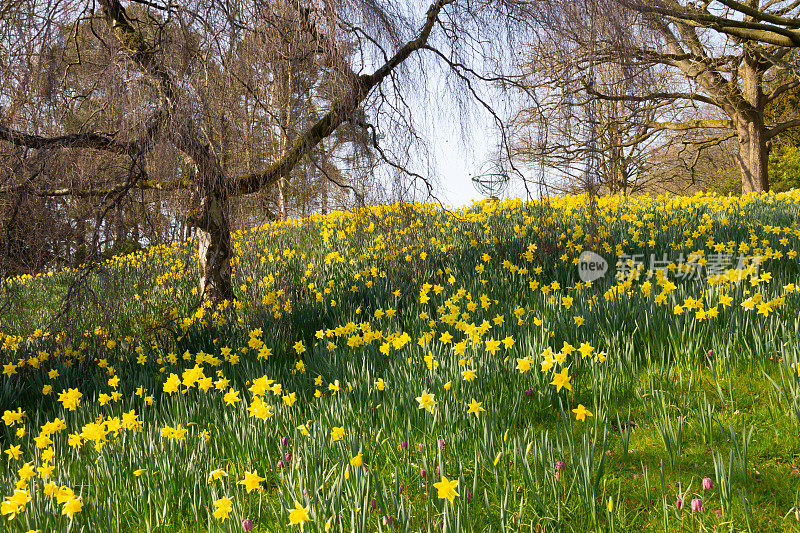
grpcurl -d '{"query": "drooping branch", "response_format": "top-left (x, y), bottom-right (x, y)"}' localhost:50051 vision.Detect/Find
top-left (601, 47), bottom-right (740, 69)
top-left (4, 0), bottom-right (457, 205)
top-left (685, 131), bottom-right (737, 146)
top-left (231, 0), bottom-right (455, 195)
top-left (98, 0), bottom-right (177, 105)
top-left (700, 25), bottom-right (800, 48)
top-left (678, 131), bottom-right (737, 180)
top-left (0, 124), bottom-right (140, 156)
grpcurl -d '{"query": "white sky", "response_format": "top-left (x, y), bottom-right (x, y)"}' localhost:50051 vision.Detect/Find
top-left (411, 105), bottom-right (536, 209)
top-left (363, 0), bottom-right (537, 210)
top-left (431, 133), bottom-right (489, 208)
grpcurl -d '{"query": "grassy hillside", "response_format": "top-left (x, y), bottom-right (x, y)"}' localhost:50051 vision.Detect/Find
top-left (2, 191), bottom-right (800, 532)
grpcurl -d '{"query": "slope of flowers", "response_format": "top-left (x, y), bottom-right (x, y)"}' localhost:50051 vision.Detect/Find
top-left (1, 191), bottom-right (800, 532)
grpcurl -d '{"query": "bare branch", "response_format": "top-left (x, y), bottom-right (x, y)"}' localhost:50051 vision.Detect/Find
top-left (0, 125), bottom-right (140, 156)
top-left (766, 79), bottom-right (800, 102)
top-left (585, 84), bottom-right (722, 108)
top-left (648, 119), bottom-right (735, 131)
top-left (232, 0), bottom-right (455, 195)
top-left (768, 118), bottom-right (800, 138)
top-left (714, 0), bottom-right (800, 29)
top-left (623, 1), bottom-right (800, 46)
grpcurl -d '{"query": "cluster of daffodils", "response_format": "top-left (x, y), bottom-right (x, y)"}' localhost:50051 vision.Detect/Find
top-left (0, 190), bottom-right (799, 530)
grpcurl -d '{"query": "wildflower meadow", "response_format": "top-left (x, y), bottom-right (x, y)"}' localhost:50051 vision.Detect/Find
top-left (3, 191), bottom-right (800, 532)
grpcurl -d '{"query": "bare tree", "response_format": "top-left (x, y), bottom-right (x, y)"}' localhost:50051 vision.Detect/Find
top-left (511, 35), bottom-right (686, 195)
top-left (523, 0), bottom-right (800, 194)
top-left (0, 0), bottom-right (534, 310)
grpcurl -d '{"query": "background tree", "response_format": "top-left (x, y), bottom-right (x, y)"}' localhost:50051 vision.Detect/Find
top-left (514, 0), bottom-right (800, 194)
top-left (511, 31), bottom-right (684, 195)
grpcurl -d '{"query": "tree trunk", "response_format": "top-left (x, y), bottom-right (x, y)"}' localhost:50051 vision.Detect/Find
top-left (74, 215), bottom-right (86, 266)
top-left (735, 117), bottom-right (770, 193)
top-left (195, 187), bottom-right (233, 303)
top-left (116, 206), bottom-right (126, 251)
top-left (153, 193), bottom-right (163, 245)
top-left (738, 51), bottom-right (770, 194)
top-left (132, 218), bottom-right (139, 247)
top-left (171, 125), bottom-right (235, 304)
top-left (277, 177), bottom-right (287, 221)
top-left (319, 157), bottom-right (328, 215)
top-left (277, 62), bottom-right (294, 221)
top-left (186, 144), bottom-right (234, 304)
